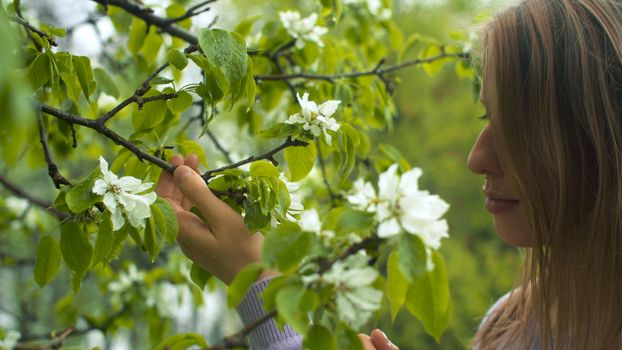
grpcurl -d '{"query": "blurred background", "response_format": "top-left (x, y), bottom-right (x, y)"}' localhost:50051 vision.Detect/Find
top-left (0, 0), bottom-right (521, 349)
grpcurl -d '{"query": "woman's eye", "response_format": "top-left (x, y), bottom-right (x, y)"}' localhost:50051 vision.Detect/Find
top-left (478, 114), bottom-right (489, 121)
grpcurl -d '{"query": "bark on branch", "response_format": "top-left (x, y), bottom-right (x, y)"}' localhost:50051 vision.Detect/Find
top-left (91, 0), bottom-right (198, 44)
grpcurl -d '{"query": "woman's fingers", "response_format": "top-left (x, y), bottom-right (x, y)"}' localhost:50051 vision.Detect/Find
top-left (173, 208), bottom-right (217, 252)
top-left (358, 334), bottom-right (378, 350)
top-left (173, 165), bottom-right (240, 233)
top-left (181, 154), bottom-right (200, 211)
top-left (156, 154), bottom-right (185, 204)
top-left (370, 329), bottom-right (399, 350)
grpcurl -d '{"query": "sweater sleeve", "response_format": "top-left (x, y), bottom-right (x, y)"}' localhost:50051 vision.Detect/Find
top-left (235, 278), bottom-right (302, 350)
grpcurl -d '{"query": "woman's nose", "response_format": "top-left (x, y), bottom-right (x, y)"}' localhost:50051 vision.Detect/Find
top-left (467, 124), bottom-right (503, 176)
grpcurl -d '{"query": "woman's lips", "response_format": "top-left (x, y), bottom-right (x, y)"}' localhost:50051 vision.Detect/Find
top-left (484, 194), bottom-right (519, 214)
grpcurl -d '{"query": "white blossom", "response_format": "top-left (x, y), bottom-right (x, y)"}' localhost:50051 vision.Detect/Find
top-left (347, 164), bottom-right (449, 250)
top-left (303, 254), bottom-right (382, 328)
top-left (5, 197), bottom-right (29, 216)
top-left (0, 330), bottom-right (21, 350)
top-left (108, 263), bottom-right (144, 293)
top-left (299, 208), bottom-right (335, 244)
top-left (280, 173), bottom-right (304, 220)
top-left (279, 10), bottom-right (327, 49)
top-left (92, 156), bottom-right (157, 231)
top-left (285, 92), bottom-right (341, 145)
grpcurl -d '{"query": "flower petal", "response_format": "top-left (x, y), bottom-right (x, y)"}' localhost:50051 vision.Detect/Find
top-left (92, 179), bottom-right (109, 195)
top-left (103, 192), bottom-right (118, 210)
top-left (319, 100), bottom-right (341, 117)
top-left (378, 164), bottom-right (400, 202)
top-left (116, 176), bottom-right (144, 192)
top-left (377, 218), bottom-right (401, 238)
top-left (399, 167), bottom-right (422, 196)
top-left (111, 208), bottom-right (125, 231)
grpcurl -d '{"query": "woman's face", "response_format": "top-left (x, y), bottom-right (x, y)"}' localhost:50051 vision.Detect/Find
top-left (467, 117), bottom-right (534, 247)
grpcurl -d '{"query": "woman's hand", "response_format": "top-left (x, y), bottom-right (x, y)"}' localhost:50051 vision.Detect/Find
top-left (156, 154), bottom-right (274, 285)
top-left (358, 329), bottom-right (399, 350)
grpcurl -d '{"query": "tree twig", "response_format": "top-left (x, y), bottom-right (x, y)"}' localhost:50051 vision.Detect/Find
top-left (315, 140), bottom-right (339, 207)
top-left (91, 0), bottom-right (198, 44)
top-left (9, 16), bottom-right (58, 47)
top-left (36, 111), bottom-right (71, 189)
top-left (14, 327), bottom-right (74, 350)
top-left (206, 129), bottom-right (233, 164)
top-left (40, 104), bottom-right (175, 174)
top-left (255, 52), bottom-right (469, 84)
top-left (202, 137), bottom-right (308, 180)
top-left (164, 0), bottom-right (217, 25)
top-left (0, 174), bottom-right (67, 220)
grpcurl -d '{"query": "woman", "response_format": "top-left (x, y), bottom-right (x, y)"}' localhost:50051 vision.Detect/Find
top-left (157, 0), bottom-right (622, 348)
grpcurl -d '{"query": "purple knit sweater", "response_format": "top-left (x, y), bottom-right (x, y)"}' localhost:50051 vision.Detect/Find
top-left (235, 278), bottom-right (302, 350)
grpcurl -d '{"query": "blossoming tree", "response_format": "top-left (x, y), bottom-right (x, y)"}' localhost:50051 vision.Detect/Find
top-left (0, 0), bottom-right (476, 348)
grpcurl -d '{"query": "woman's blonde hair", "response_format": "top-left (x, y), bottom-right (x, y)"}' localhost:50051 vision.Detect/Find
top-left (472, 1), bottom-right (622, 349)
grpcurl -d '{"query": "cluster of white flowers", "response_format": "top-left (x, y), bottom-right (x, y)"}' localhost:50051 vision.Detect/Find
top-left (279, 10), bottom-right (327, 49)
top-left (4, 196), bottom-right (39, 231)
top-left (108, 263), bottom-right (144, 294)
top-left (299, 208), bottom-right (335, 243)
top-left (302, 254), bottom-right (382, 328)
top-left (285, 92), bottom-right (341, 145)
top-left (92, 157), bottom-right (157, 231)
top-left (347, 164), bottom-right (449, 250)
top-left (0, 330), bottom-right (21, 350)
top-left (280, 173), bottom-right (304, 221)
top-left (343, 0), bottom-right (392, 20)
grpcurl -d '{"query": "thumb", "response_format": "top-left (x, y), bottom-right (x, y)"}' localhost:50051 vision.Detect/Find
top-left (173, 165), bottom-right (229, 229)
top-left (370, 329), bottom-right (399, 350)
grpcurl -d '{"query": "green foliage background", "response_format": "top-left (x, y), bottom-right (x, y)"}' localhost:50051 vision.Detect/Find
top-left (0, 0), bottom-right (521, 349)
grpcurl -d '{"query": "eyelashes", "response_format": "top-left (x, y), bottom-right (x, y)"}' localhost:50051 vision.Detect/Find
top-left (478, 114), bottom-right (489, 121)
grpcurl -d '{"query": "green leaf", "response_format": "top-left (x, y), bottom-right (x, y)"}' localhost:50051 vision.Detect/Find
top-left (167, 48), bottom-right (188, 71)
top-left (149, 77), bottom-right (174, 85)
top-left (177, 140), bottom-right (207, 167)
top-left (140, 28), bottom-right (163, 62)
top-left (177, 140), bottom-right (208, 168)
top-left (276, 285), bottom-right (316, 334)
top-left (132, 92), bottom-right (168, 132)
top-left (154, 333), bottom-right (208, 350)
top-left (227, 263), bottom-right (263, 308)
top-left (92, 212), bottom-right (114, 267)
top-left (190, 262), bottom-right (212, 290)
top-left (397, 234), bottom-right (427, 282)
top-left (387, 250), bottom-right (409, 320)
top-left (34, 236), bottom-right (61, 287)
top-left (65, 168), bottom-right (101, 213)
top-left (72, 55), bottom-right (94, 101)
top-left (128, 18), bottom-right (147, 54)
top-left (233, 16), bottom-right (260, 38)
top-left (284, 142), bottom-right (316, 181)
top-left (26, 52), bottom-right (50, 91)
top-left (60, 221), bottom-right (93, 274)
top-left (167, 90), bottom-right (193, 113)
top-left (405, 251), bottom-right (451, 342)
top-left (250, 160), bottom-right (279, 178)
top-left (197, 28), bottom-right (248, 107)
top-left (243, 200), bottom-right (271, 231)
top-left (420, 44), bottom-right (445, 76)
top-left (145, 204), bottom-right (166, 261)
top-left (262, 222), bottom-right (311, 272)
top-left (93, 67), bottom-right (119, 98)
top-left (153, 198), bottom-right (178, 244)
top-left (338, 123), bottom-right (360, 184)
top-left (336, 326), bottom-right (364, 350)
top-left (303, 324), bottom-right (336, 350)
